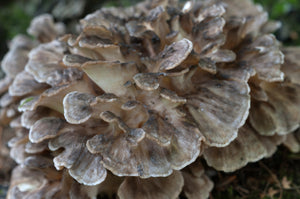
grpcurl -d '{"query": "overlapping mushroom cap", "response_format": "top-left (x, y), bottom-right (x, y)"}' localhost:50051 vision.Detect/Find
top-left (0, 14), bottom-right (65, 185)
top-left (1, 0), bottom-right (300, 199)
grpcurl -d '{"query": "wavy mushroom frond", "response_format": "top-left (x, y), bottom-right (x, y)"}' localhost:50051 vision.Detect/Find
top-left (117, 171), bottom-right (184, 199)
top-left (1, 35), bottom-right (35, 78)
top-left (203, 123), bottom-right (284, 172)
top-left (48, 130), bottom-right (107, 186)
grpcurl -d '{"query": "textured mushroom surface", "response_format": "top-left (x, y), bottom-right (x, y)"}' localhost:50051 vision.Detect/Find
top-left (1, 0), bottom-right (300, 199)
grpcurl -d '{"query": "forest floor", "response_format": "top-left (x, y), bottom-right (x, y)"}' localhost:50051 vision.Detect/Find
top-left (210, 146), bottom-right (300, 199)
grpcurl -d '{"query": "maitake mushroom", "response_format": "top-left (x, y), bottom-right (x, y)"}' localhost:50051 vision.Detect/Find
top-left (1, 0), bottom-right (300, 198)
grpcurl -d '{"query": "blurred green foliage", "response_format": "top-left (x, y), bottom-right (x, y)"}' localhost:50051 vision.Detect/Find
top-left (254, 0), bottom-right (299, 18)
top-left (254, 0), bottom-right (300, 45)
top-left (0, 3), bottom-right (31, 39)
top-left (0, 2), bottom-right (31, 58)
top-left (103, 0), bottom-right (142, 7)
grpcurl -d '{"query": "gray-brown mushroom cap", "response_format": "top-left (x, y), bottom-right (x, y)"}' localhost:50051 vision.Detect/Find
top-left (203, 123), bottom-right (285, 172)
top-left (117, 171), bottom-right (184, 199)
top-left (25, 40), bottom-right (68, 85)
top-left (186, 73), bottom-right (250, 147)
top-left (27, 14), bottom-right (65, 43)
top-left (29, 117), bottom-right (65, 143)
top-left (48, 130), bottom-right (107, 186)
top-left (281, 47), bottom-right (300, 85)
top-left (9, 71), bottom-right (47, 97)
top-left (63, 91), bottom-right (95, 124)
top-left (1, 35), bottom-right (35, 78)
top-left (158, 38), bottom-right (193, 71)
top-left (182, 160), bottom-right (214, 199)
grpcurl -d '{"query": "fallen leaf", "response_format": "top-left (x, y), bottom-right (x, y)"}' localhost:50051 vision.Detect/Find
top-left (281, 176), bottom-right (292, 189)
top-left (267, 187), bottom-right (279, 198)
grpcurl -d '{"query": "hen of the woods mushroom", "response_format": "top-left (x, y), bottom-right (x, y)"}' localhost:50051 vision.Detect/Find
top-left (0, 0), bottom-right (300, 198)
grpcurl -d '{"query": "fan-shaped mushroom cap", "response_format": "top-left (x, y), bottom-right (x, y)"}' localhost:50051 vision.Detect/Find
top-left (250, 81), bottom-right (300, 136)
top-left (87, 119), bottom-right (203, 178)
top-left (118, 171), bottom-right (184, 199)
top-left (182, 160), bottom-right (214, 199)
top-left (203, 123), bottom-right (285, 172)
top-left (25, 141), bottom-right (48, 154)
top-left (27, 14), bottom-right (65, 43)
top-left (63, 91), bottom-right (95, 124)
top-left (29, 117), bottom-right (65, 143)
top-left (7, 166), bottom-right (53, 199)
top-left (1, 35), bottom-right (35, 78)
top-left (25, 40), bottom-right (80, 86)
top-left (237, 34), bottom-right (284, 82)
top-left (20, 107), bottom-right (60, 129)
top-left (281, 47), bottom-right (300, 85)
top-left (7, 164), bottom-right (115, 199)
top-left (48, 130), bottom-right (107, 186)
top-left (176, 0), bottom-right (226, 56)
top-left (222, 0), bottom-right (268, 44)
top-left (82, 87), bottom-right (204, 178)
top-left (9, 71), bottom-right (47, 97)
top-left (186, 72), bottom-right (250, 147)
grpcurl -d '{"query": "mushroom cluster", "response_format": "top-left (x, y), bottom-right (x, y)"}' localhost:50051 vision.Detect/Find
top-left (1, 0), bottom-right (300, 198)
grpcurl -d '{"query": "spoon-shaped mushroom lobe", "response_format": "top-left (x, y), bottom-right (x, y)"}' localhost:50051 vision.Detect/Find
top-left (21, 107), bottom-right (58, 129)
top-left (133, 73), bottom-right (161, 91)
top-left (9, 71), bottom-right (47, 97)
top-left (23, 155), bottom-right (54, 169)
top-left (63, 91), bottom-right (95, 124)
top-left (25, 141), bottom-right (48, 154)
top-left (29, 117), bottom-right (65, 143)
top-left (117, 171), bottom-right (184, 199)
top-left (158, 38), bottom-right (193, 71)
